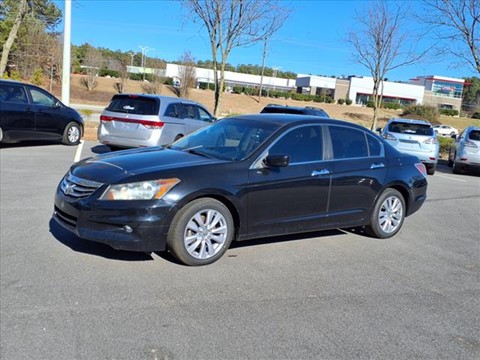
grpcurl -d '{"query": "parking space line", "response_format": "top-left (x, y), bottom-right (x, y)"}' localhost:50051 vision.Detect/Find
top-left (436, 174), bottom-right (467, 182)
top-left (74, 140), bottom-right (84, 163)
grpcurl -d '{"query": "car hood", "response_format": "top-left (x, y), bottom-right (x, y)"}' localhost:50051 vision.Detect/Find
top-left (70, 147), bottom-right (224, 183)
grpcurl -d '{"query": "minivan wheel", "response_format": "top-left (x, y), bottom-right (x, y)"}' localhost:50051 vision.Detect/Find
top-left (0, 127), bottom-right (3, 142)
top-left (62, 122), bottom-right (81, 145)
top-left (167, 198), bottom-right (234, 266)
top-left (426, 165), bottom-right (436, 175)
top-left (452, 157), bottom-right (462, 174)
top-left (366, 188), bottom-right (405, 239)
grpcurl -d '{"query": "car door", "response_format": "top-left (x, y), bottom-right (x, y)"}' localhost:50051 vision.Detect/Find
top-left (0, 83), bottom-right (35, 140)
top-left (28, 86), bottom-right (66, 138)
top-left (326, 125), bottom-right (387, 227)
top-left (247, 124), bottom-right (332, 238)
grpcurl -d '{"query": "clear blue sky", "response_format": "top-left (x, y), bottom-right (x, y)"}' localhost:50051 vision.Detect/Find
top-left (53, 0), bottom-right (477, 81)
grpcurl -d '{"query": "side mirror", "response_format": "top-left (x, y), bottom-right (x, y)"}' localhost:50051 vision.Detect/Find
top-left (376, 127), bottom-right (382, 134)
top-left (264, 154), bottom-right (289, 168)
top-left (54, 101), bottom-right (62, 108)
top-left (451, 134), bottom-right (457, 139)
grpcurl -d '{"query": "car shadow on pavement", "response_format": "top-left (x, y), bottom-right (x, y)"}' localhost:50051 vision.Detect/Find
top-left (435, 159), bottom-right (480, 176)
top-left (0, 140), bottom-right (62, 148)
top-left (229, 228), bottom-right (347, 250)
top-left (49, 219), bottom-right (154, 261)
top-left (90, 144), bottom-right (112, 154)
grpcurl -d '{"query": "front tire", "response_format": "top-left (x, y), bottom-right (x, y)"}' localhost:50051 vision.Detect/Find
top-left (62, 122), bottom-right (81, 145)
top-left (167, 198), bottom-right (234, 266)
top-left (366, 188), bottom-right (405, 239)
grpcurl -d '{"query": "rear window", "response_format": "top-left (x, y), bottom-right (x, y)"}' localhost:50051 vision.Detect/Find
top-left (261, 107), bottom-right (304, 115)
top-left (105, 96), bottom-right (158, 115)
top-left (388, 122), bottom-right (433, 136)
top-left (468, 130), bottom-right (480, 141)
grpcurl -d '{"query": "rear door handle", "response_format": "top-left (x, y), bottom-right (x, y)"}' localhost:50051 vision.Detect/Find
top-left (312, 169), bottom-right (331, 176)
top-left (370, 162), bottom-right (385, 169)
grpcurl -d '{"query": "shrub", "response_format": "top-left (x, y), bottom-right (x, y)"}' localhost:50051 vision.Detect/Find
top-left (337, 98), bottom-right (345, 105)
top-left (382, 102), bottom-right (401, 110)
top-left (31, 69), bottom-right (43, 86)
top-left (439, 109), bottom-right (459, 117)
top-left (99, 69), bottom-right (119, 78)
top-left (6, 70), bottom-right (21, 80)
top-left (345, 98), bottom-right (352, 105)
top-left (438, 136), bottom-right (454, 158)
top-left (472, 112), bottom-right (480, 119)
top-left (401, 105), bottom-right (439, 123)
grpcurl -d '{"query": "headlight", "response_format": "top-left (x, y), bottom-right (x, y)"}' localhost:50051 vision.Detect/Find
top-left (100, 178), bottom-right (180, 200)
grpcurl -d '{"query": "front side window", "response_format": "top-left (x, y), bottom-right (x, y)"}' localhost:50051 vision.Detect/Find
top-left (29, 88), bottom-right (55, 106)
top-left (269, 125), bottom-right (323, 163)
top-left (329, 126), bottom-right (368, 159)
top-left (183, 104), bottom-right (198, 119)
top-left (198, 107), bottom-right (213, 122)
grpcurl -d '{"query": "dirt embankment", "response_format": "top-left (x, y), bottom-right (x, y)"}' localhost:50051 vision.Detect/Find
top-left (53, 74), bottom-right (476, 141)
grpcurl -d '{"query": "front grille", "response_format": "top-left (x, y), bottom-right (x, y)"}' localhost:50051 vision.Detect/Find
top-left (60, 173), bottom-right (103, 199)
top-left (54, 206), bottom-right (77, 228)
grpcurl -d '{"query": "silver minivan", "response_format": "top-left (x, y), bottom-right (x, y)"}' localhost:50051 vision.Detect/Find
top-left (380, 118), bottom-right (439, 175)
top-left (98, 94), bottom-right (215, 148)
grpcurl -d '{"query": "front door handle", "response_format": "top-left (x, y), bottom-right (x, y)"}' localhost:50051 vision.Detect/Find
top-left (312, 169), bottom-right (330, 176)
top-left (370, 162), bottom-right (385, 169)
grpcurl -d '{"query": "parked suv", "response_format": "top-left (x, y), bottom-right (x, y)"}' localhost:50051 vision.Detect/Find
top-left (0, 79), bottom-right (83, 145)
top-left (380, 118), bottom-right (439, 175)
top-left (260, 104), bottom-right (330, 118)
top-left (98, 94), bottom-right (215, 148)
top-left (448, 126), bottom-right (480, 174)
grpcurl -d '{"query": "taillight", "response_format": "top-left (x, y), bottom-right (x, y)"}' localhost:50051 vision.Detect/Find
top-left (100, 115), bottom-right (114, 122)
top-left (99, 116), bottom-right (164, 129)
top-left (423, 137), bottom-right (437, 144)
top-left (415, 162), bottom-right (427, 177)
top-left (383, 133), bottom-right (397, 141)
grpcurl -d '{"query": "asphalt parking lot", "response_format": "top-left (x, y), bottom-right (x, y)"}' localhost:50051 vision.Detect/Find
top-left (1, 141), bottom-right (479, 360)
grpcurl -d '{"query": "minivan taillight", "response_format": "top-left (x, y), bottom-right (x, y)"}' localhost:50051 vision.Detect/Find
top-left (383, 133), bottom-right (397, 141)
top-left (99, 116), bottom-right (164, 129)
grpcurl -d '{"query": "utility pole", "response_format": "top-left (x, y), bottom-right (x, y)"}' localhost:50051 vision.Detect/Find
top-left (258, 38), bottom-right (268, 102)
top-left (61, 0), bottom-right (72, 105)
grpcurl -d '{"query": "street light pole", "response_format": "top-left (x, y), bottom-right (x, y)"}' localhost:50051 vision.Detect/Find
top-left (138, 45), bottom-right (154, 81)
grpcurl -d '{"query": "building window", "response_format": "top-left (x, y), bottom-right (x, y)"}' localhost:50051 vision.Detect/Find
top-left (431, 80), bottom-right (463, 98)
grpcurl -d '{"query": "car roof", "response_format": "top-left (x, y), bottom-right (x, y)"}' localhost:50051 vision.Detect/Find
top-left (229, 113), bottom-right (368, 131)
top-left (262, 104), bottom-right (325, 112)
top-left (112, 93), bottom-right (199, 105)
top-left (388, 118), bottom-right (431, 125)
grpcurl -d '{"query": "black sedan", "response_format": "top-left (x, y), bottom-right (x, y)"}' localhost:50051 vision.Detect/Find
top-left (53, 114), bottom-right (428, 266)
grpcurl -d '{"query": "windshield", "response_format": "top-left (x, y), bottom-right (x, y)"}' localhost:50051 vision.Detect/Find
top-left (170, 118), bottom-right (278, 161)
top-left (388, 122), bottom-right (433, 136)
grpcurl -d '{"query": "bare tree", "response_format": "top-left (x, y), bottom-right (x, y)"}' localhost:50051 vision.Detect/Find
top-left (347, 0), bottom-right (428, 130)
top-left (178, 51), bottom-right (197, 98)
top-left (141, 74), bottom-right (163, 94)
top-left (421, 0), bottom-right (480, 74)
top-left (113, 55), bottom-right (130, 93)
top-left (181, 0), bottom-right (289, 116)
top-left (80, 46), bottom-right (103, 91)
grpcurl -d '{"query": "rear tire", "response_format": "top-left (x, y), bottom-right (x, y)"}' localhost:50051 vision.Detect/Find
top-left (366, 188), bottom-right (405, 239)
top-left (62, 122), bottom-right (81, 145)
top-left (167, 198), bottom-right (234, 266)
top-left (426, 165), bottom-right (436, 175)
top-left (0, 127), bottom-right (3, 142)
top-left (452, 158), bottom-right (462, 174)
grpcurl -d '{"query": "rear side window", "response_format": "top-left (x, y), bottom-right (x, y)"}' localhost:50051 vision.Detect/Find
top-left (0, 84), bottom-right (28, 104)
top-left (367, 134), bottom-right (383, 157)
top-left (106, 96), bottom-right (158, 115)
top-left (329, 126), bottom-right (368, 159)
top-left (469, 130), bottom-right (480, 141)
top-left (388, 122), bottom-right (433, 136)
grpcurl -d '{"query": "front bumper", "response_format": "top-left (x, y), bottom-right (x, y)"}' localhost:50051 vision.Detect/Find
top-left (53, 189), bottom-right (175, 252)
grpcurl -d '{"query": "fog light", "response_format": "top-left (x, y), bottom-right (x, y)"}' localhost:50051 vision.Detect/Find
top-left (123, 225), bottom-right (133, 233)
